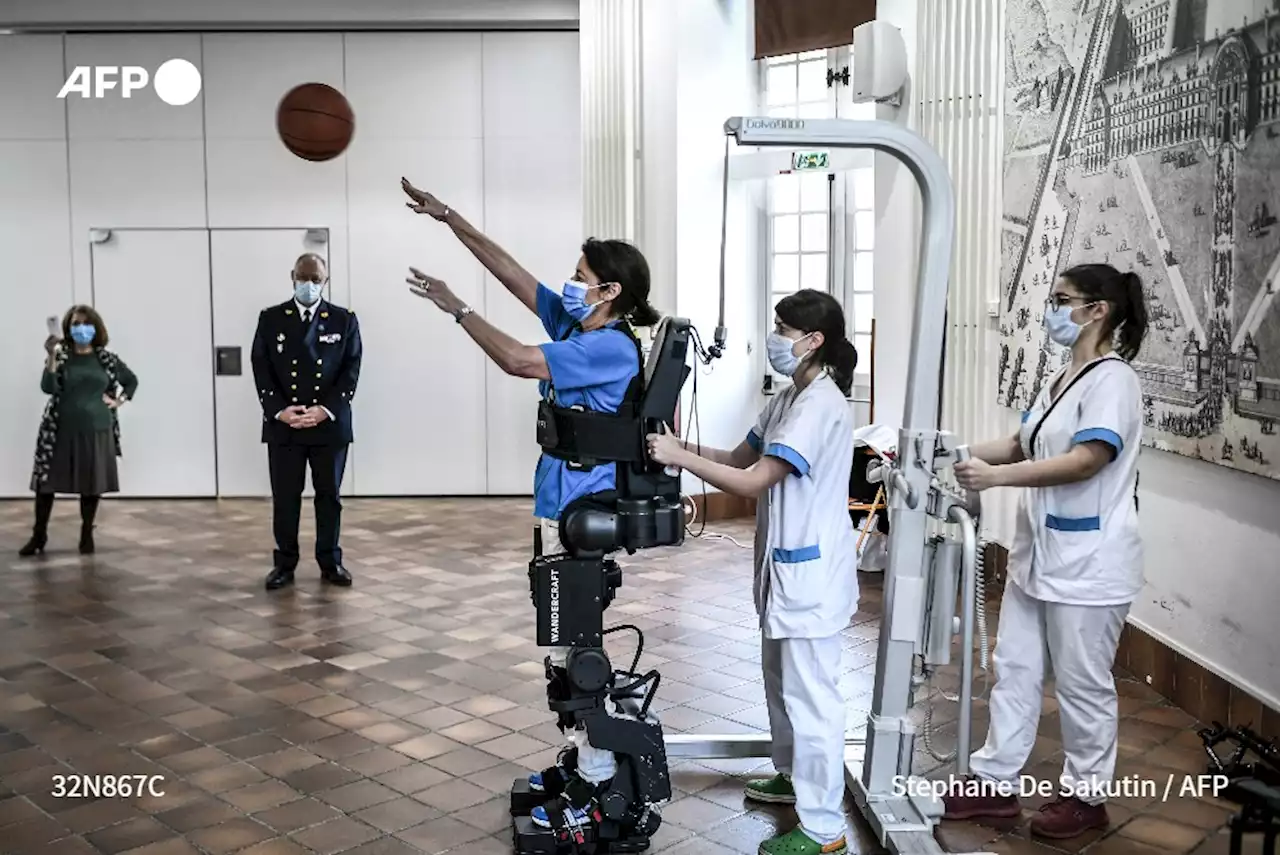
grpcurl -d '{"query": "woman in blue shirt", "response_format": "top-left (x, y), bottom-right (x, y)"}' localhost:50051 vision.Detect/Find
top-left (401, 177), bottom-right (660, 822)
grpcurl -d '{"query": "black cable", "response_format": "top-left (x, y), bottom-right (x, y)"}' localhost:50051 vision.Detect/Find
top-left (601, 624), bottom-right (645, 676)
top-left (682, 330), bottom-right (710, 538)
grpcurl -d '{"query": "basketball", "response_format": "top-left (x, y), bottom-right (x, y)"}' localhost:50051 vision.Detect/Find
top-left (276, 82), bottom-right (355, 162)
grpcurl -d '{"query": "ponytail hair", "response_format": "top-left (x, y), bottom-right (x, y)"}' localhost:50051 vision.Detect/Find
top-left (1059, 263), bottom-right (1149, 361)
top-left (774, 289), bottom-right (858, 396)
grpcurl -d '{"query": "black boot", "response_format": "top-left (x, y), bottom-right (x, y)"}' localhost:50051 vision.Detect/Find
top-left (19, 494), bottom-right (54, 557)
top-left (79, 496), bottom-right (99, 555)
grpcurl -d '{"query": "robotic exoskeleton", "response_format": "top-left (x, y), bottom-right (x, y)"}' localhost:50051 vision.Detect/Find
top-left (509, 316), bottom-right (694, 855)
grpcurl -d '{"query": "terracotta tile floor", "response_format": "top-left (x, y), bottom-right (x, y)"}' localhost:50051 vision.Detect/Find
top-left (0, 497), bottom-right (1257, 854)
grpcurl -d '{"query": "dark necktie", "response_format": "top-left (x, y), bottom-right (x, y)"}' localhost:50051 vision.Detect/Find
top-left (302, 308), bottom-right (312, 324)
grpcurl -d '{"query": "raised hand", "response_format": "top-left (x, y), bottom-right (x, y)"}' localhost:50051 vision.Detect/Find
top-left (406, 267), bottom-right (464, 314)
top-left (401, 177), bottom-right (449, 220)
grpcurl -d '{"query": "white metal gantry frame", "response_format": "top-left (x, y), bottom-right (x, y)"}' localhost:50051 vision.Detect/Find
top-left (662, 116), bottom-right (964, 855)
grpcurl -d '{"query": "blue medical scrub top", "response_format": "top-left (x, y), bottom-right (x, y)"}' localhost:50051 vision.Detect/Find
top-left (533, 283), bottom-right (640, 520)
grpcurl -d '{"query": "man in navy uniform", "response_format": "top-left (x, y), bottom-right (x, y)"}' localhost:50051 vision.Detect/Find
top-left (251, 253), bottom-right (362, 590)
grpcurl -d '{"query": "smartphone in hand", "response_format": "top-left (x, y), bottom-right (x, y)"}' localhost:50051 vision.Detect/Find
top-left (46, 316), bottom-right (60, 337)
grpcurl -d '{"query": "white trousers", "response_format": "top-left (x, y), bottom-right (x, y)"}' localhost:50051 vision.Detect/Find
top-left (540, 518), bottom-right (618, 786)
top-left (763, 635), bottom-right (846, 839)
top-left (970, 579), bottom-right (1129, 804)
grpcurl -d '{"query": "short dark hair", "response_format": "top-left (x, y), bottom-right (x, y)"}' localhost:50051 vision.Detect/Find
top-left (1059, 263), bottom-right (1148, 360)
top-left (62, 304), bottom-right (108, 348)
top-left (581, 238), bottom-right (661, 327)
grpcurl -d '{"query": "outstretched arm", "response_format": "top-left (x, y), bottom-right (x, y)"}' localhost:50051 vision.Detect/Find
top-left (458, 312), bottom-right (549, 380)
top-left (402, 178), bottom-right (540, 313)
top-left (663, 446), bottom-right (793, 499)
top-left (678, 439), bottom-right (760, 469)
top-left (407, 272), bottom-right (548, 380)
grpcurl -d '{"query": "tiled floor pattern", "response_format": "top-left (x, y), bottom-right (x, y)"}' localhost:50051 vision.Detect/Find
top-left (0, 497), bottom-right (1260, 854)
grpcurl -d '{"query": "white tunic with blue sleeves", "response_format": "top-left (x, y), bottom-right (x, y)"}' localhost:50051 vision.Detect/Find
top-left (746, 374), bottom-right (858, 639)
top-left (1008, 354), bottom-right (1144, 606)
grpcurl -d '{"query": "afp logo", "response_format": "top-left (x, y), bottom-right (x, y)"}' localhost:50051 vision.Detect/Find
top-left (57, 58), bottom-right (202, 106)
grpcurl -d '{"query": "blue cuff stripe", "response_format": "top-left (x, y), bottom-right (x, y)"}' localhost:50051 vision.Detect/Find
top-left (1073, 427), bottom-right (1123, 455)
top-left (746, 429), bottom-right (763, 453)
top-left (1021, 411), bottom-right (1030, 424)
top-left (765, 443), bottom-right (810, 477)
top-left (1046, 514), bottom-right (1101, 532)
top-left (773, 544), bottom-right (821, 563)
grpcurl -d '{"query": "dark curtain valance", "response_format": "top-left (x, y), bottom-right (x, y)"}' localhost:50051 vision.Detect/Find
top-left (754, 0), bottom-right (877, 60)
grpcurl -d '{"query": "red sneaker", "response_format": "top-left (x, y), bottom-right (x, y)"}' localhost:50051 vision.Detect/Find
top-left (941, 776), bottom-right (1022, 821)
top-left (1029, 796), bottom-right (1109, 839)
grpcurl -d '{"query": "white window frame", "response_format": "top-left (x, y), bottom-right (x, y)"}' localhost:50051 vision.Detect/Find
top-left (759, 46), bottom-right (875, 401)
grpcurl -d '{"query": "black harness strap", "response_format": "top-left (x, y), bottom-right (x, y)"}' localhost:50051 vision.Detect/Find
top-left (1027, 359), bottom-right (1106, 453)
top-left (1028, 356), bottom-right (1140, 509)
top-left (539, 321), bottom-right (646, 470)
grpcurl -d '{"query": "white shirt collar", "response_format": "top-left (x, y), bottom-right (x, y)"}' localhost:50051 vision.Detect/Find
top-left (295, 299), bottom-right (321, 317)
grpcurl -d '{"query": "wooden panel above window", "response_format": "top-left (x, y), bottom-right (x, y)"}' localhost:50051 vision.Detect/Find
top-left (754, 0), bottom-right (877, 60)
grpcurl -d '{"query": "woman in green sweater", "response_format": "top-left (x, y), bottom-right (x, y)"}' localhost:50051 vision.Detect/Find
top-left (20, 305), bottom-right (138, 556)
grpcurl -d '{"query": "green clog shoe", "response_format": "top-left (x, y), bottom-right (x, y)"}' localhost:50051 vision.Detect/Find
top-left (758, 827), bottom-right (848, 855)
top-left (744, 773), bottom-right (797, 804)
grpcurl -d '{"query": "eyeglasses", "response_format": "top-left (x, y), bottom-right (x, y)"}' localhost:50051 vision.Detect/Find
top-left (1045, 294), bottom-right (1095, 309)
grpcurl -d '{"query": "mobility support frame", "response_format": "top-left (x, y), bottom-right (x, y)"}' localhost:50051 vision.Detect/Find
top-left (656, 117), bottom-right (985, 855)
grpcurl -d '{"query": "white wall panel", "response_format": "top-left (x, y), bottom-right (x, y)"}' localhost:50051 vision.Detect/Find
top-left (482, 32), bottom-right (582, 494)
top-left (0, 36), bottom-right (74, 497)
top-left (344, 33), bottom-right (487, 495)
top-left (0, 145), bottom-right (73, 498)
top-left (66, 141), bottom-right (207, 305)
top-left (914, 0), bottom-right (1020, 545)
top-left (200, 33), bottom-right (350, 307)
top-left (64, 35), bottom-right (208, 307)
top-left (90, 229), bottom-right (217, 496)
top-left (0, 35), bottom-right (67, 140)
top-left (201, 35), bottom-right (347, 232)
top-left (343, 33), bottom-right (484, 141)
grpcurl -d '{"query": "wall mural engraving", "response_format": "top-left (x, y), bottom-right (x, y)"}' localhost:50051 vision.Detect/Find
top-left (1000, 0), bottom-right (1280, 479)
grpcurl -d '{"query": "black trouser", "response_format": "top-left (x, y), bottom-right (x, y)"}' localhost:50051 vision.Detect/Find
top-left (32, 493), bottom-right (99, 534)
top-left (268, 443), bottom-right (348, 570)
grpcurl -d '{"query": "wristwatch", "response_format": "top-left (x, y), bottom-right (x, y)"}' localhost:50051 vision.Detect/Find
top-left (453, 306), bottom-right (475, 323)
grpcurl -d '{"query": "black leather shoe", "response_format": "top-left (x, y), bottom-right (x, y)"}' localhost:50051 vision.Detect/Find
top-left (265, 566), bottom-right (295, 590)
top-left (321, 565), bottom-right (352, 586)
top-left (79, 526), bottom-right (95, 555)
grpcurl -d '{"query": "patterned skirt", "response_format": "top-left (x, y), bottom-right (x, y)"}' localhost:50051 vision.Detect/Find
top-left (38, 429), bottom-right (120, 496)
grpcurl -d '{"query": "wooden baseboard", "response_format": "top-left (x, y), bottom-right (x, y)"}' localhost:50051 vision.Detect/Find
top-left (690, 492), bottom-right (755, 523)
top-left (982, 542), bottom-right (1278, 739)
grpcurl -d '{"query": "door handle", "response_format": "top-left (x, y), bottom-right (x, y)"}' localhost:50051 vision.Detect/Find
top-left (215, 346), bottom-right (242, 376)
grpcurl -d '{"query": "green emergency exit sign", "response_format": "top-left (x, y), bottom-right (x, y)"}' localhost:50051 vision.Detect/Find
top-left (792, 151), bottom-right (829, 170)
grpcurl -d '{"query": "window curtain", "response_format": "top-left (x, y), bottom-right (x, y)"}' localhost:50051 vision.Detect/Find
top-left (754, 0), bottom-right (877, 59)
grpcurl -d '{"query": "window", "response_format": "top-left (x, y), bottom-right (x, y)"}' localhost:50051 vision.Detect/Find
top-left (761, 48), bottom-right (876, 395)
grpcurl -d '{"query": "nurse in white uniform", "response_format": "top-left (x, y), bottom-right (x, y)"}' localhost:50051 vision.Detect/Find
top-left (943, 264), bottom-right (1149, 840)
top-left (648, 289), bottom-right (858, 855)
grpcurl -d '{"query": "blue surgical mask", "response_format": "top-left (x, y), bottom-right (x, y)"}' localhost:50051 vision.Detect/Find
top-left (766, 331), bottom-right (814, 376)
top-left (69, 324), bottom-right (95, 345)
top-left (294, 280), bottom-right (323, 305)
top-left (561, 281), bottom-right (599, 323)
top-left (1044, 303), bottom-right (1098, 347)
